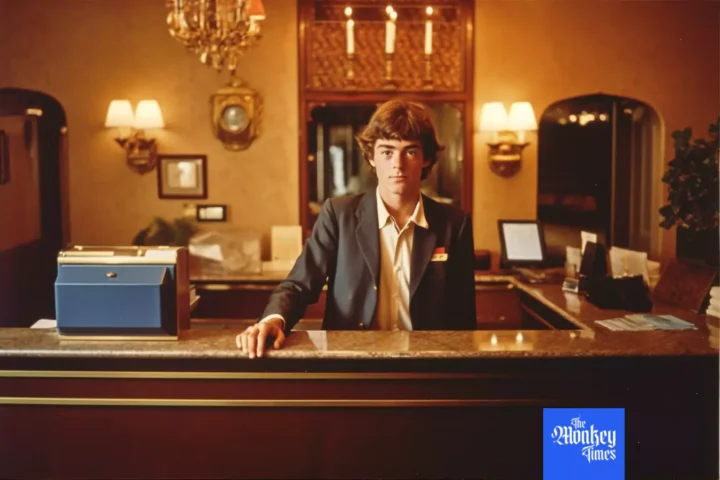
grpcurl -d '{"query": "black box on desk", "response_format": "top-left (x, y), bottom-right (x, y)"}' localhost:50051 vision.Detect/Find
top-left (54, 246), bottom-right (189, 340)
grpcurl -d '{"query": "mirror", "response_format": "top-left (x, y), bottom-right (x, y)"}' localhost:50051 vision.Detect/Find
top-left (537, 94), bottom-right (662, 264)
top-left (305, 102), bottom-right (466, 230)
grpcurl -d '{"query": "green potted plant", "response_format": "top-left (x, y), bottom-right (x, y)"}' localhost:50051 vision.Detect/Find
top-left (659, 117), bottom-right (719, 265)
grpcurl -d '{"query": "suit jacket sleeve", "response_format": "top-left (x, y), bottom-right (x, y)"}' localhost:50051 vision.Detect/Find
top-left (260, 199), bottom-right (338, 333)
top-left (451, 212), bottom-right (477, 330)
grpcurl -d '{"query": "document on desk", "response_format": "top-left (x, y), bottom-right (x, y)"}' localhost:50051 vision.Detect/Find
top-left (595, 314), bottom-right (697, 331)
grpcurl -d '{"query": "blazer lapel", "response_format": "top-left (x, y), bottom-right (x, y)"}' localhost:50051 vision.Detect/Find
top-left (355, 192), bottom-right (380, 288)
top-left (410, 195), bottom-right (438, 299)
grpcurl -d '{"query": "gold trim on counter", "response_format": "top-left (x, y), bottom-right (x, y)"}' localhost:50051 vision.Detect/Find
top-left (0, 397), bottom-right (551, 407)
top-left (0, 370), bottom-right (512, 380)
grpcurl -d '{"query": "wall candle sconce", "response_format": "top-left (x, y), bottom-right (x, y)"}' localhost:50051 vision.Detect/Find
top-left (344, 6), bottom-right (356, 87)
top-left (423, 6), bottom-right (433, 89)
top-left (105, 99), bottom-right (165, 175)
top-left (479, 101), bottom-right (537, 177)
top-left (383, 6), bottom-right (398, 89)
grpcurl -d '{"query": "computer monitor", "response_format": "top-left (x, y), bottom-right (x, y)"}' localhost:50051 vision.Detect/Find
top-left (498, 220), bottom-right (547, 267)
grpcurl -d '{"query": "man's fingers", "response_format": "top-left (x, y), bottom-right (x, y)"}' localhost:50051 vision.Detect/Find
top-left (256, 326), bottom-right (270, 358)
top-left (238, 323), bottom-right (285, 358)
top-left (246, 327), bottom-right (258, 359)
top-left (273, 328), bottom-right (286, 349)
top-left (239, 326), bottom-right (253, 353)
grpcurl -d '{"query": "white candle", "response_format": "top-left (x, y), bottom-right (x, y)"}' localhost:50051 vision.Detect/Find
top-left (425, 7), bottom-right (433, 55)
top-left (346, 19), bottom-right (354, 54)
top-left (424, 20), bottom-right (432, 54)
top-left (385, 11), bottom-right (396, 54)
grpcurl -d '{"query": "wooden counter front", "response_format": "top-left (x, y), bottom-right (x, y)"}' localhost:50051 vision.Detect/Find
top-left (1, 274), bottom-right (718, 480)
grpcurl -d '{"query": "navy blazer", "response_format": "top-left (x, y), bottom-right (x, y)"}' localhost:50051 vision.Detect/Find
top-left (261, 192), bottom-right (477, 332)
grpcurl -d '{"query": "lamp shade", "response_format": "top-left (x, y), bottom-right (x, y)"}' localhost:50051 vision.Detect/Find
top-left (248, 0), bottom-right (266, 20)
top-left (507, 102), bottom-right (537, 131)
top-left (104, 100), bottom-right (134, 128)
top-left (479, 102), bottom-right (509, 132)
top-left (133, 100), bottom-right (165, 129)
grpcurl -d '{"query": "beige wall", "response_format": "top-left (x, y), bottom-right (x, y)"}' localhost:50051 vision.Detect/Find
top-left (473, 1), bottom-right (719, 261)
top-left (0, 0), bottom-right (717, 262)
top-left (0, 0), bottom-right (298, 257)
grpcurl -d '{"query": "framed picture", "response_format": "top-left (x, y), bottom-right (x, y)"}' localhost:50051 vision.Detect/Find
top-left (0, 130), bottom-right (9, 185)
top-left (157, 154), bottom-right (207, 199)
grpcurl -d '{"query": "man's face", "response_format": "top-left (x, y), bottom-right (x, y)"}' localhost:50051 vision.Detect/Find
top-left (370, 138), bottom-right (429, 199)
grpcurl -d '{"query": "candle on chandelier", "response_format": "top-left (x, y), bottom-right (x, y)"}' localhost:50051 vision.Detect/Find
top-left (385, 6), bottom-right (396, 54)
top-left (345, 7), bottom-right (354, 54)
top-left (424, 6), bottom-right (433, 55)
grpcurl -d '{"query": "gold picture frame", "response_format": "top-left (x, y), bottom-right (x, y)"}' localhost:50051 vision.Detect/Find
top-left (157, 154), bottom-right (208, 199)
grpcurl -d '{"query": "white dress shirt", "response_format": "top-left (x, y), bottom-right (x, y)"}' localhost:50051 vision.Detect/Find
top-left (374, 187), bottom-right (427, 331)
top-left (260, 188), bottom-right (427, 331)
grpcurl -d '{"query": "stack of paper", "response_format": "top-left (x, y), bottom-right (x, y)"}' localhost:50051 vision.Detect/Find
top-left (596, 314), bottom-right (697, 331)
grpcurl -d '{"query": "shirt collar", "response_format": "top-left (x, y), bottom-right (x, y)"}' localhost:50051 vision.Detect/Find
top-left (376, 187), bottom-right (428, 230)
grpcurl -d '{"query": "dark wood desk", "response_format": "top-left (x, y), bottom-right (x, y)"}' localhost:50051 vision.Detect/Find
top-left (191, 270), bottom-right (554, 330)
top-left (0, 282), bottom-right (717, 480)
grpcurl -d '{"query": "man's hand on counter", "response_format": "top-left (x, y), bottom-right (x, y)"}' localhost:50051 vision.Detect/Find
top-left (236, 318), bottom-right (286, 358)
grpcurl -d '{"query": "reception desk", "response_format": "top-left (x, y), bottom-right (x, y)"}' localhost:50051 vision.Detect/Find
top-left (0, 278), bottom-right (718, 479)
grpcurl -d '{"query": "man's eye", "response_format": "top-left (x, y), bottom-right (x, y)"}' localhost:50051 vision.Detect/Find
top-left (406, 150), bottom-right (418, 156)
top-left (382, 150), bottom-right (393, 156)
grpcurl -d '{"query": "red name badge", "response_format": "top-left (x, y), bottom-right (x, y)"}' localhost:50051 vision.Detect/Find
top-left (431, 247), bottom-right (448, 262)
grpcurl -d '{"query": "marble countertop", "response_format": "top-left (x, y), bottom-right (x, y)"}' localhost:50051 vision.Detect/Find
top-left (1, 273), bottom-right (717, 360)
top-left (0, 322), bottom-right (716, 360)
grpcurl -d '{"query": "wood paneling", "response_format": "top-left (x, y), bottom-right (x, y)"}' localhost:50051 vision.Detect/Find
top-left (0, 355), bottom-right (717, 479)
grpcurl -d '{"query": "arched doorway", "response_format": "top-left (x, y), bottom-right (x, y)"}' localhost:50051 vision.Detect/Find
top-left (537, 93), bottom-right (662, 264)
top-left (0, 88), bottom-right (69, 326)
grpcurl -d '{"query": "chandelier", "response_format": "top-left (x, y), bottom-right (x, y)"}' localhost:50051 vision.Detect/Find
top-left (167, 0), bottom-right (266, 74)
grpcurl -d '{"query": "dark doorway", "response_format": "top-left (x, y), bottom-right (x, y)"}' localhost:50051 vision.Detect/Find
top-left (537, 93), bottom-right (661, 264)
top-left (0, 88), bottom-right (69, 327)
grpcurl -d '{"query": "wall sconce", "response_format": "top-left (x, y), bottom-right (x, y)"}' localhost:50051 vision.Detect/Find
top-left (105, 99), bottom-right (164, 175)
top-left (479, 101), bottom-right (537, 177)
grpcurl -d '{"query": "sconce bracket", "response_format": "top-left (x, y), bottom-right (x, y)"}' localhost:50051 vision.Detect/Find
top-left (487, 142), bottom-right (528, 178)
top-left (115, 134), bottom-right (159, 175)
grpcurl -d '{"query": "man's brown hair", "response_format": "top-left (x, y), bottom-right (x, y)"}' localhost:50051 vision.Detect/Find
top-left (356, 99), bottom-right (444, 180)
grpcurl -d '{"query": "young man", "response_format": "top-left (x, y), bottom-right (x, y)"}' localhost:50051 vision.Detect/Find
top-left (238, 99), bottom-right (476, 358)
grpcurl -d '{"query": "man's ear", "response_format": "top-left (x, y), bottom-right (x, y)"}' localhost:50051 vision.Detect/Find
top-left (368, 158), bottom-right (376, 168)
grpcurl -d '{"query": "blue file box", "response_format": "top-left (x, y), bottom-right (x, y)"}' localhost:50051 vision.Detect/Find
top-left (54, 246), bottom-right (189, 339)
